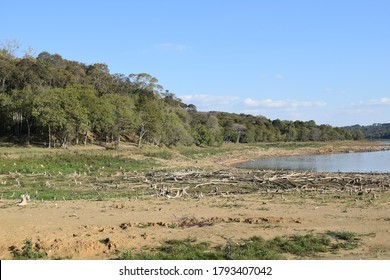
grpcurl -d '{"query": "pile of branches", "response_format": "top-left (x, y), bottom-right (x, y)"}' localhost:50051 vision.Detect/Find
top-left (141, 169), bottom-right (390, 199)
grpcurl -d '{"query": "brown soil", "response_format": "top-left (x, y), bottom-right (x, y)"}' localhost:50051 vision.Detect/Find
top-left (1, 193), bottom-right (389, 260)
top-left (1, 142), bottom-right (389, 260)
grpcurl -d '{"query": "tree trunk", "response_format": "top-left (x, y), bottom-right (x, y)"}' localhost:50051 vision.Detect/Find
top-left (138, 123), bottom-right (147, 148)
top-left (115, 135), bottom-right (120, 149)
top-left (236, 132), bottom-right (241, 144)
top-left (61, 136), bottom-right (69, 149)
top-left (1, 78), bottom-right (5, 93)
top-left (26, 118), bottom-right (31, 146)
top-left (138, 133), bottom-right (144, 148)
top-left (48, 124), bottom-right (51, 148)
top-left (83, 132), bottom-right (87, 146)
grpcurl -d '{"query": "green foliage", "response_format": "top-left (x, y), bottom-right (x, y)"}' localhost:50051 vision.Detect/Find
top-left (343, 123), bottom-right (390, 140)
top-left (11, 239), bottom-right (46, 260)
top-left (161, 110), bottom-right (194, 146)
top-left (193, 124), bottom-right (215, 146)
top-left (0, 48), bottom-right (355, 147)
top-left (100, 94), bottom-right (136, 147)
top-left (135, 95), bottom-right (164, 147)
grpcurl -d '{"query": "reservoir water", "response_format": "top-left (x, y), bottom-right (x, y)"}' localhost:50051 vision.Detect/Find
top-left (238, 149), bottom-right (390, 173)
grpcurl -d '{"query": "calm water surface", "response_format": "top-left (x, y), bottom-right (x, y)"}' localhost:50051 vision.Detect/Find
top-left (238, 149), bottom-right (390, 173)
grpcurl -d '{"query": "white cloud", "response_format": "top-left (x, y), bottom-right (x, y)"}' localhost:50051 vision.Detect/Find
top-left (275, 73), bottom-right (284, 80)
top-left (348, 97), bottom-right (390, 108)
top-left (154, 43), bottom-right (187, 52)
top-left (367, 97), bottom-right (390, 105)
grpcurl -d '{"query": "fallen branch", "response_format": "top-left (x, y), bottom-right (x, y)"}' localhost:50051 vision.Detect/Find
top-left (17, 194), bottom-right (30, 206)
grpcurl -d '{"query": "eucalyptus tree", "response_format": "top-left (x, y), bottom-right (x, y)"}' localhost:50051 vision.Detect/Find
top-left (193, 124), bottom-right (215, 146)
top-left (232, 123), bottom-right (247, 144)
top-left (135, 95), bottom-right (163, 148)
top-left (86, 63), bottom-right (113, 95)
top-left (205, 115), bottom-right (223, 145)
top-left (129, 73), bottom-right (163, 96)
top-left (0, 93), bottom-right (12, 133)
top-left (100, 93), bottom-right (136, 148)
top-left (10, 86), bottom-right (36, 144)
top-left (161, 109), bottom-right (193, 146)
top-left (0, 44), bottom-right (17, 93)
top-left (32, 87), bottom-right (67, 148)
top-left (61, 85), bottom-right (91, 145)
top-left (30, 86), bottom-right (90, 147)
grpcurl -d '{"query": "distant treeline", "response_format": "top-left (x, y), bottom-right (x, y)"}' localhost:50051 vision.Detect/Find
top-left (342, 124), bottom-right (390, 140)
top-left (0, 45), bottom-right (362, 148)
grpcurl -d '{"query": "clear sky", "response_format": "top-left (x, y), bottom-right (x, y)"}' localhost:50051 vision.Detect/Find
top-left (1, 0), bottom-right (389, 126)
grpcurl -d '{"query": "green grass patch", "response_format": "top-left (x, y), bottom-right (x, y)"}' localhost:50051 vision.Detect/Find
top-left (0, 153), bottom-right (156, 175)
top-left (117, 231), bottom-right (361, 260)
top-left (177, 145), bottom-right (232, 159)
top-left (325, 231), bottom-right (360, 250)
top-left (145, 149), bottom-right (174, 160)
top-left (176, 142), bottom-right (328, 159)
top-left (0, 152), bottom-right (157, 201)
top-left (0, 188), bottom-right (147, 202)
top-left (118, 237), bottom-right (221, 260)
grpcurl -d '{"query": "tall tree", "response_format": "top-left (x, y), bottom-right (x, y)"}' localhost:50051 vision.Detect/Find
top-left (10, 86), bottom-right (36, 144)
top-left (100, 94), bottom-right (135, 148)
top-left (232, 123), bottom-right (247, 144)
top-left (0, 43), bottom-right (17, 93)
top-left (32, 87), bottom-right (67, 148)
top-left (162, 110), bottom-right (193, 146)
top-left (0, 93), bottom-right (13, 133)
top-left (86, 63), bottom-right (112, 95)
top-left (205, 115), bottom-right (223, 146)
top-left (129, 73), bottom-right (163, 96)
top-left (135, 95), bottom-right (163, 148)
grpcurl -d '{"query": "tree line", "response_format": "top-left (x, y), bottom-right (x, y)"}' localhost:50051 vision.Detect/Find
top-left (0, 43), bottom-right (362, 148)
top-left (343, 123), bottom-right (390, 140)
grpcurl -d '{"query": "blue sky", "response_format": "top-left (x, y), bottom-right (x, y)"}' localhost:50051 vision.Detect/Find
top-left (1, 0), bottom-right (389, 126)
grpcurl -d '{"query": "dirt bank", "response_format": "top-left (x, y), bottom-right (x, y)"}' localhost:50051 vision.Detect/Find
top-left (1, 192), bottom-right (389, 260)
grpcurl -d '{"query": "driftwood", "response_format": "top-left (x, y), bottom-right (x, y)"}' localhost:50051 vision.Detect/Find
top-left (17, 194), bottom-right (30, 206)
top-left (3, 165), bottom-right (388, 202)
top-left (139, 169), bottom-right (390, 199)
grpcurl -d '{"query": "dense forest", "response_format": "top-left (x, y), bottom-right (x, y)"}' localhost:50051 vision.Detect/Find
top-left (0, 44), bottom-right (362, 148)
top-left (343, 123), bottom-right (390, 140)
